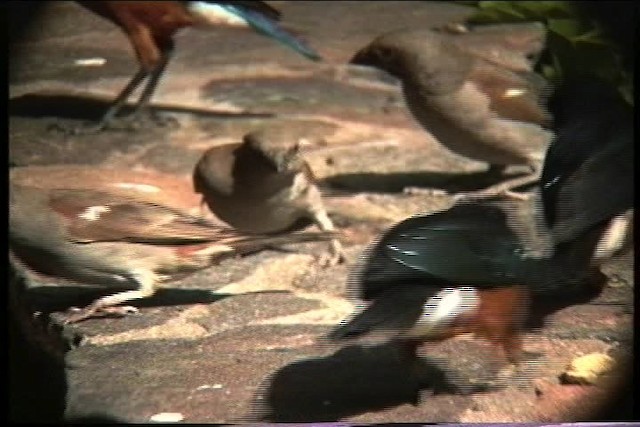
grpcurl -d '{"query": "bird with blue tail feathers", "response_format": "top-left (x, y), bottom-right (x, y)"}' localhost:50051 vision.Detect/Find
top-left (61, 1), bottom-right (322, 134)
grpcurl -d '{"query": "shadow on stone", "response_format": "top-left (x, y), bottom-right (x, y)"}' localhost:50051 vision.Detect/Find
top-left (322, 170), bottom-right (533, 194)
top-left (10, 262), bottom-right (68, 423)
top-left (25, 285), bottom-right (288, 316)
top-left (251, 342), bottom-right (475, 422)
top-left (9, 93), bottom-right (277, 121)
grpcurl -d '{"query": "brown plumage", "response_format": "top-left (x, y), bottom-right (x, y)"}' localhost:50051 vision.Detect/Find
top-left (351, 28), bottom-right (552, 199)
top-left (193, 126), bottom-right (344, 266)
top-left (9, 184), bottom-right (334, 323)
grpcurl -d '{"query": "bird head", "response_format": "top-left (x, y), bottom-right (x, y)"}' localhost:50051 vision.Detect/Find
top-left (350, 34), bottom-right (415, 81)
top-left (350, 29), bottom-right (474, 95)
top-left (242, 130), bottom-right (307, 174)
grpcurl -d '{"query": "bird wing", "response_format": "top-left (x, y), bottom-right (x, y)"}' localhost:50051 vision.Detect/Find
top-left (552, 135), bottom-right (633, 243)
top-left (48, 189), bottom-right (238, 244)
top-left (541, 77), bottom-right (633, 237)
top-left (359, 203), bottom-right (538, 300)
top-left (446, 22), bottom-right (547, 73)
top-left (469, 60), bottom-right (551, 125)
top-left (192, 1), bottom-right (321, 61)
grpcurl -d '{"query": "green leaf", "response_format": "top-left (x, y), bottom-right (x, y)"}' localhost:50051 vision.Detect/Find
top-left (547, 18), bottom-right (586, 40)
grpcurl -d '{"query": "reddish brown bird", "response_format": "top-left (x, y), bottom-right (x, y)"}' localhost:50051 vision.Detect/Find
top-left (9, 184), bottom-right (334, 323)
top-left (68, 1), bottom-right (322, 133)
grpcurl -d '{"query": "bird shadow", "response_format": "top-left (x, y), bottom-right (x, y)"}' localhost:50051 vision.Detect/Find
top-left (8, 93), bottom-right (276, 121)
top-left (250, 342), bottom-right (477, 422)
top-left (321, 170), bottom-right (533, 194)
top-left (23, 284), bottom-right (289, 315)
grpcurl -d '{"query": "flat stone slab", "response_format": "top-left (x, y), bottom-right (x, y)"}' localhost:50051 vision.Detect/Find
top-left (9, 1), bottom-right (634, 423)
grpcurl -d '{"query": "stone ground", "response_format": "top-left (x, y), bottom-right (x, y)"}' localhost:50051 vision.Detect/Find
top-left (8, 1), bottom-right (634, 423)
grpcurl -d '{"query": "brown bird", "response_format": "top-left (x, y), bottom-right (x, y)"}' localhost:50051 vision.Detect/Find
top-left (436, 21), bottom-right (547, 73)
top-left (9, 184), bottom-right (334, 323)
top-left (193, 126), bottom-right (344, 267)
top-left (351, 28), bottom-right (552, 200)
top-left (64, 1), bottom-right (322, 133)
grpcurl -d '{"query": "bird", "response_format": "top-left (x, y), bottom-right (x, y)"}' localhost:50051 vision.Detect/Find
top-left (350, 28), bottom-right (553, 200)
top-left (435, 21), bottom-right (547, 74)
top-left (193, 125), bottom-right (345, 267)
top-left (63, 1), bottom-right (322, 134)
top-left (9, 184), bottom-right (335, 323)
top-left (326, 76), bottom-right (633, 392)
top-left (325, 195), bottom-right (611, 392)
top-left (541, 76), bottom-right (634, 253)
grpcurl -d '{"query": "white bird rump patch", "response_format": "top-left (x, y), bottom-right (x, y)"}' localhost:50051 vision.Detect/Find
top-left (187, 2), bottom-right (249, 27)
top-left (79, 205), bottom-right (111, 221)
top-left (405, 287), bottom-right (479, 339)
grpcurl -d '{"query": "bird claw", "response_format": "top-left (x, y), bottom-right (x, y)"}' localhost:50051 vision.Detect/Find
top-left (316, 239), bottom-right (346, 268)
top-left (145, 111), bottom-right (180, 129)
top-left (317, 250), bottom-right (346, 268)
top-left (47, 110), bottom-right (180, 135)
top-left (61, 305), bottom-right (139, 324)
top-left (104, 112), bottom-right (179, 132)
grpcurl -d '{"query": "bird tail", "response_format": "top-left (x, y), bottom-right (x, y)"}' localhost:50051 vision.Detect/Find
top-left (187, 2), bottom-right (322, 61)
top-left (326, 285), bottom-right (432, 342)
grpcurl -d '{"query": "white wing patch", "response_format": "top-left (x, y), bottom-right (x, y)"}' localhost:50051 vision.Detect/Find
top-left (113, 182), bottom-right (161, 193)
top-left (504, 88), bottom-right (527, 98)
top-left (79, 205), bottom-right (111, 221)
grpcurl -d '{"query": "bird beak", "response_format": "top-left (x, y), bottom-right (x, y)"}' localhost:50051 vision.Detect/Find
top-left (349, 47), bottom-right (372, 66)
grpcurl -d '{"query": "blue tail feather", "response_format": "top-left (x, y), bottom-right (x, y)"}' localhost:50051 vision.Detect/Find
top-left (219, 3), bottom-right (322, 61)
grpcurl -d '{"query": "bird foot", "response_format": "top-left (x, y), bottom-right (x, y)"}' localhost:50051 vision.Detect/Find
top-left (107, 110), bottom-right (180, 132)
top-left (47, 111), bottom-right (180, 135)
top-left (131, 110), bottom-right (180, 129)
top-left (316, 250), bottom-right (346, 268)
top-left (316, 240), bottom-right (346, 268)
top-left (453, 188), bottom-right (532, 203)
top-left (62, 305), bottom-right (139, 324)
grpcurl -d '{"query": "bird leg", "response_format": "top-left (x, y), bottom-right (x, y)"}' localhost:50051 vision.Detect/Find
top-left (311, 208), bottom-right (345, 267)
top-left (52, 42), bottom-right (177, 135)
top-left (127, 41), bottom-right (179, 129)
top-left (50, 67), bottom-right (151, 135)
top-left (61, 270), bottom-right (157, 324)
top-left (453, 166), bottom-right (541, 202)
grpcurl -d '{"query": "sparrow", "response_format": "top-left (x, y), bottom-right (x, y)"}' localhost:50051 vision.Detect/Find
top-left (61, 1), bottom-right (322, 133)
top-left (193, 125), bottom-right (345, 267)
top-left (9, 184), bottom-right (334, 323)
top-left (351, 28), bottom-right (553, 199)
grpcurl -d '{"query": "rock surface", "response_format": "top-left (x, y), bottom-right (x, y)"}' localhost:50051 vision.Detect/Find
top-left (9, 1), bottom-right (634, 423)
